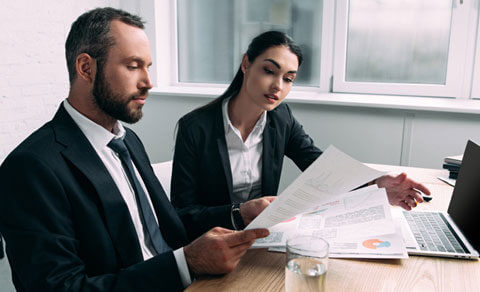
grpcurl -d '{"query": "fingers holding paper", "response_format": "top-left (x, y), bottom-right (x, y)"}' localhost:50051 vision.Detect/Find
top-left (375, 172), bottom-right (431, 210)
top-left (240, 196), bottom-right (276, 226)
top-left (184, 227), bottom-right (269, 275)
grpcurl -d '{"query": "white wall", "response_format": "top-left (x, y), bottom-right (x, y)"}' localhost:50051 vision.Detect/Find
top-left (0, 0), bottom-right (122, 164)
top-left (0, 1), bottom-right (122, 290)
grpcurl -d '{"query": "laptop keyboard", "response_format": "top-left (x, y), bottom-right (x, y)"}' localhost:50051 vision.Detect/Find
top-left (403, 211), bottom-right (467, 254)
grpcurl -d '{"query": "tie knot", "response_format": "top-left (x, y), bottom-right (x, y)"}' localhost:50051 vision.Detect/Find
top-left (108, 138), bottom-right (129, 158)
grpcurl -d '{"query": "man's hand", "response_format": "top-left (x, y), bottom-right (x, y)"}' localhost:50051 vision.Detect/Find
top-left (376, 173), bottom-right (431, 210)
top-left (240, 196), bottom-right (276, 226)
top-left (183, 227), bottom-right (269, 275)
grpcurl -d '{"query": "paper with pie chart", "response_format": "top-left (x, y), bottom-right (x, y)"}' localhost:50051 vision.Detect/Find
top-left (252, 185), bottom-right (407, 258)
top-left (253, 185), bottom-right (389, 246)
top-left (266, 226), bottom-right (407, 259)
top-left (327, 225), bottom-right (407, 258)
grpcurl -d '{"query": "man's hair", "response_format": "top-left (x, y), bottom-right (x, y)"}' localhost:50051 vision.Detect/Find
top-left (65, 7), bottom-right (145, 84)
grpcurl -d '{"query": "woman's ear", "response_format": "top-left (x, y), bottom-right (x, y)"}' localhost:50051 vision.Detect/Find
top-left (241, 54), bottom-right (249, 74)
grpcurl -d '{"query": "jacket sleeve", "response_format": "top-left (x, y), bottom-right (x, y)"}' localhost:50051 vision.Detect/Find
top-left (283, 104), bottom-right (323, 171)
top-left (171, 119), bottom-right (234, 241)
top-left (0, 152), bottom-right (184, 292)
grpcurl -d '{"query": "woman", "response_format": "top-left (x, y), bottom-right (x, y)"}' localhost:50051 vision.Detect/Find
top-left (171, 31), bottom-right (430, 240)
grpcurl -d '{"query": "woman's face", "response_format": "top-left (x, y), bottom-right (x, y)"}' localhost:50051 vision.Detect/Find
top-left (241, 45), bottom-right (299, 111)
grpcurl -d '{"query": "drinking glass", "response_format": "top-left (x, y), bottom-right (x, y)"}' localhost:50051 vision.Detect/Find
top-left (285, 235), bottom-right (329, 292)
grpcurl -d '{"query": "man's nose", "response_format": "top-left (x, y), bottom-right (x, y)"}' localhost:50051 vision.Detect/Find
top-left (140, 69), bottom-right (153, 90)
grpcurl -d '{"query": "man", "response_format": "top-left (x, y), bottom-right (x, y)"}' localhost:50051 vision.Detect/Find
top-left (0, 7), bottom-right (271, 291)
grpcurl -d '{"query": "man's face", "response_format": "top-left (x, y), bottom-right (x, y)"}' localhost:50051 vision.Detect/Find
top-left (93, 20), bottom-right (153, 124)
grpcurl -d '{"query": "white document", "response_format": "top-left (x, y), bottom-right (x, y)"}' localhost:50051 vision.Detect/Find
top-left (303, 186), bottom-right (394, 239)
top-left (246, 145), bottom-right (387, 230)
top-left (252, 186), bottom-right (394, 248)
top-left (267, 225), bottom-right (408, 259)
top-left (327, 226), bottom-right (408, 259)
top-left (252, 186), bottom-right (407, 259)
top-left (437, 176), bottom-right (455, 187)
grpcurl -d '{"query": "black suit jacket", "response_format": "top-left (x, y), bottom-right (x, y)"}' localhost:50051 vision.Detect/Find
top-left (0, 104), bottom-right (189, 291)
top-left (171, 101), bottom-right (322, 240)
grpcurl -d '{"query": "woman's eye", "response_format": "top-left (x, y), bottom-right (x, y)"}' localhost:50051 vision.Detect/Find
top-left (264, 68), bottom-right (274, 74)
top-left (284, 77), bottom-right (294, 83)
top-left (127, 66), bottom-right (138, 70)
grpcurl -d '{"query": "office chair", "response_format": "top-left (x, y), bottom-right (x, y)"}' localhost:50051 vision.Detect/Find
top-left (0, 234), bottom-right (4, 259)
top-left (151, 161), bottom-right (173, 201)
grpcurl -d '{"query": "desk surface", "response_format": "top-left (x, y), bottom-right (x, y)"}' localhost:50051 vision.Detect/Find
top-left (186, 165), bottom-right (480, 291)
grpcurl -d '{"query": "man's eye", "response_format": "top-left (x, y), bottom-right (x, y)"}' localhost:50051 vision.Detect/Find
top-left (127, 66), bottom-right (138, 70)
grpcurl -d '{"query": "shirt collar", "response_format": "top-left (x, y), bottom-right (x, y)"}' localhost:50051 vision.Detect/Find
top-left (222, 97), bottom-right (267, 134)
top-left (63, 99), bottom-right (126, 151)
top-left (222, 97), bottom-right (234, 134)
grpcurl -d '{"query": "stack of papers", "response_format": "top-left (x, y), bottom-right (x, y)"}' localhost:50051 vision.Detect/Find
top-left (252, 186), bottom-right (407, 258)
top-left (247, 145), bottom-right (408, 259)
top-left (440, 154), bottom-right (462, 183)
top-left (444, 154), bottom-right (463, 165)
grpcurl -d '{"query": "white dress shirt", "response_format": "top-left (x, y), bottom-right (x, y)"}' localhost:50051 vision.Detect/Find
top-left (222, 98), bottom-right (266, 203)
top-left (63, 100), bottom-right (191, 287)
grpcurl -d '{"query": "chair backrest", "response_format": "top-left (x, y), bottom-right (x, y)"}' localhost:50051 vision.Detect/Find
top-left (0, 235), bottom-right (4, 259)
top-left (151, 161), bottom-right (173, 201)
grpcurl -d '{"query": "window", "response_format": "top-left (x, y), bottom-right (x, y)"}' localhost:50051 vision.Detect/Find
top-left (346, 0), bottom-right (451, 84)
top-left (333, 0), bottom-right (477, 98)
top-left (156, 0), bottom-right (480, 99)
top-left (176, 0), bottom-right (323, 86)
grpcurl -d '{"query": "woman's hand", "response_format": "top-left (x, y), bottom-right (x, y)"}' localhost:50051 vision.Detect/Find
top-left (375, 173), bottom-right (431, 210)
top-left (240, 196), bottom-right (276, 226)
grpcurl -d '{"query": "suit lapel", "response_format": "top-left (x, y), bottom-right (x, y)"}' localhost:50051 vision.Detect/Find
top-left (53, 105), bottom-right (143, 267)
top-left (215, 104), bottom-right (234, 202)
top-left (262, 115), bottom-right (277, 196)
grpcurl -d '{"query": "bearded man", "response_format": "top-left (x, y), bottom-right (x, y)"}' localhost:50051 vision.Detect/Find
top-left (0, 7), bottom-right (269, 291)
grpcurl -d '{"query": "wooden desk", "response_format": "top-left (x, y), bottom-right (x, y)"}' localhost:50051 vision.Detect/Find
top-left (186, 165), bottom-right (480, 291)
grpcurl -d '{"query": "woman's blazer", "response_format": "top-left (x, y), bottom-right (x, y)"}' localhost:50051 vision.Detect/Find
top-left (171, 101), bottom-right (322, 240)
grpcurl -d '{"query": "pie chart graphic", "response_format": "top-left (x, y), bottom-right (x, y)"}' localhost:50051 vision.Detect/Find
top-left (362, 239), bottom-right (391, 249)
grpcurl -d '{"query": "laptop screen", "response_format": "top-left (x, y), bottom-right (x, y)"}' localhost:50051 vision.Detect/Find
top-left (447, 140), bottom-right (480, 252)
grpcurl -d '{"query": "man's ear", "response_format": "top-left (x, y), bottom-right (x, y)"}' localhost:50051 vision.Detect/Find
top-left (241, 54), bottom-right (250, 74)
top-left (75, 53), bottom-right (96, 83)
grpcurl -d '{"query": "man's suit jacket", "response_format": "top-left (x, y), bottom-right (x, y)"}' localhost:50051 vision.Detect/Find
top-left (171, 101), bottom-right (322, 240)
top-left (0, 105), bottom-right (189, 291)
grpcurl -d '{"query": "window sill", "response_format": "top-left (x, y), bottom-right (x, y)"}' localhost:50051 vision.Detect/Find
top-left (150, 86), bottom-right (480, 115)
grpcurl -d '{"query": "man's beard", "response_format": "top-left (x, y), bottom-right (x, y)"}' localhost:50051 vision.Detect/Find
top-left (92, 66), bottom-right (147, 124)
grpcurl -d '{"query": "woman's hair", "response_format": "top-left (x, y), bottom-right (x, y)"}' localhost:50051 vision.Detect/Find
top-left (175, 31), bottom-right (302, 140)
top-left (207, 30), bottom-right (303, 107)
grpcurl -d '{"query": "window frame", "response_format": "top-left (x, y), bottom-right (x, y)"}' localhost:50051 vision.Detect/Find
top-left (153, 0), bottom-right (333, 92)
top-left (332, 0), bottom-right (478, 99)
top-left (470, 0), bottom-right (480, 100)
top-left (146, 0), bottom-right (480, 104)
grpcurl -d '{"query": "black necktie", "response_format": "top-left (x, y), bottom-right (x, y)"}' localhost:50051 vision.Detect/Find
top-left (108, 138), bottom-right (171, 254)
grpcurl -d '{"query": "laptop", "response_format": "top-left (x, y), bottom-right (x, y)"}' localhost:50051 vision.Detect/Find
top-left (395, 140), bottom-right (480, 259)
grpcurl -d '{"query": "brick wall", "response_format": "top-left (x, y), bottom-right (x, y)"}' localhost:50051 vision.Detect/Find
top-left (0, 0), bottom-right (121, 163)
